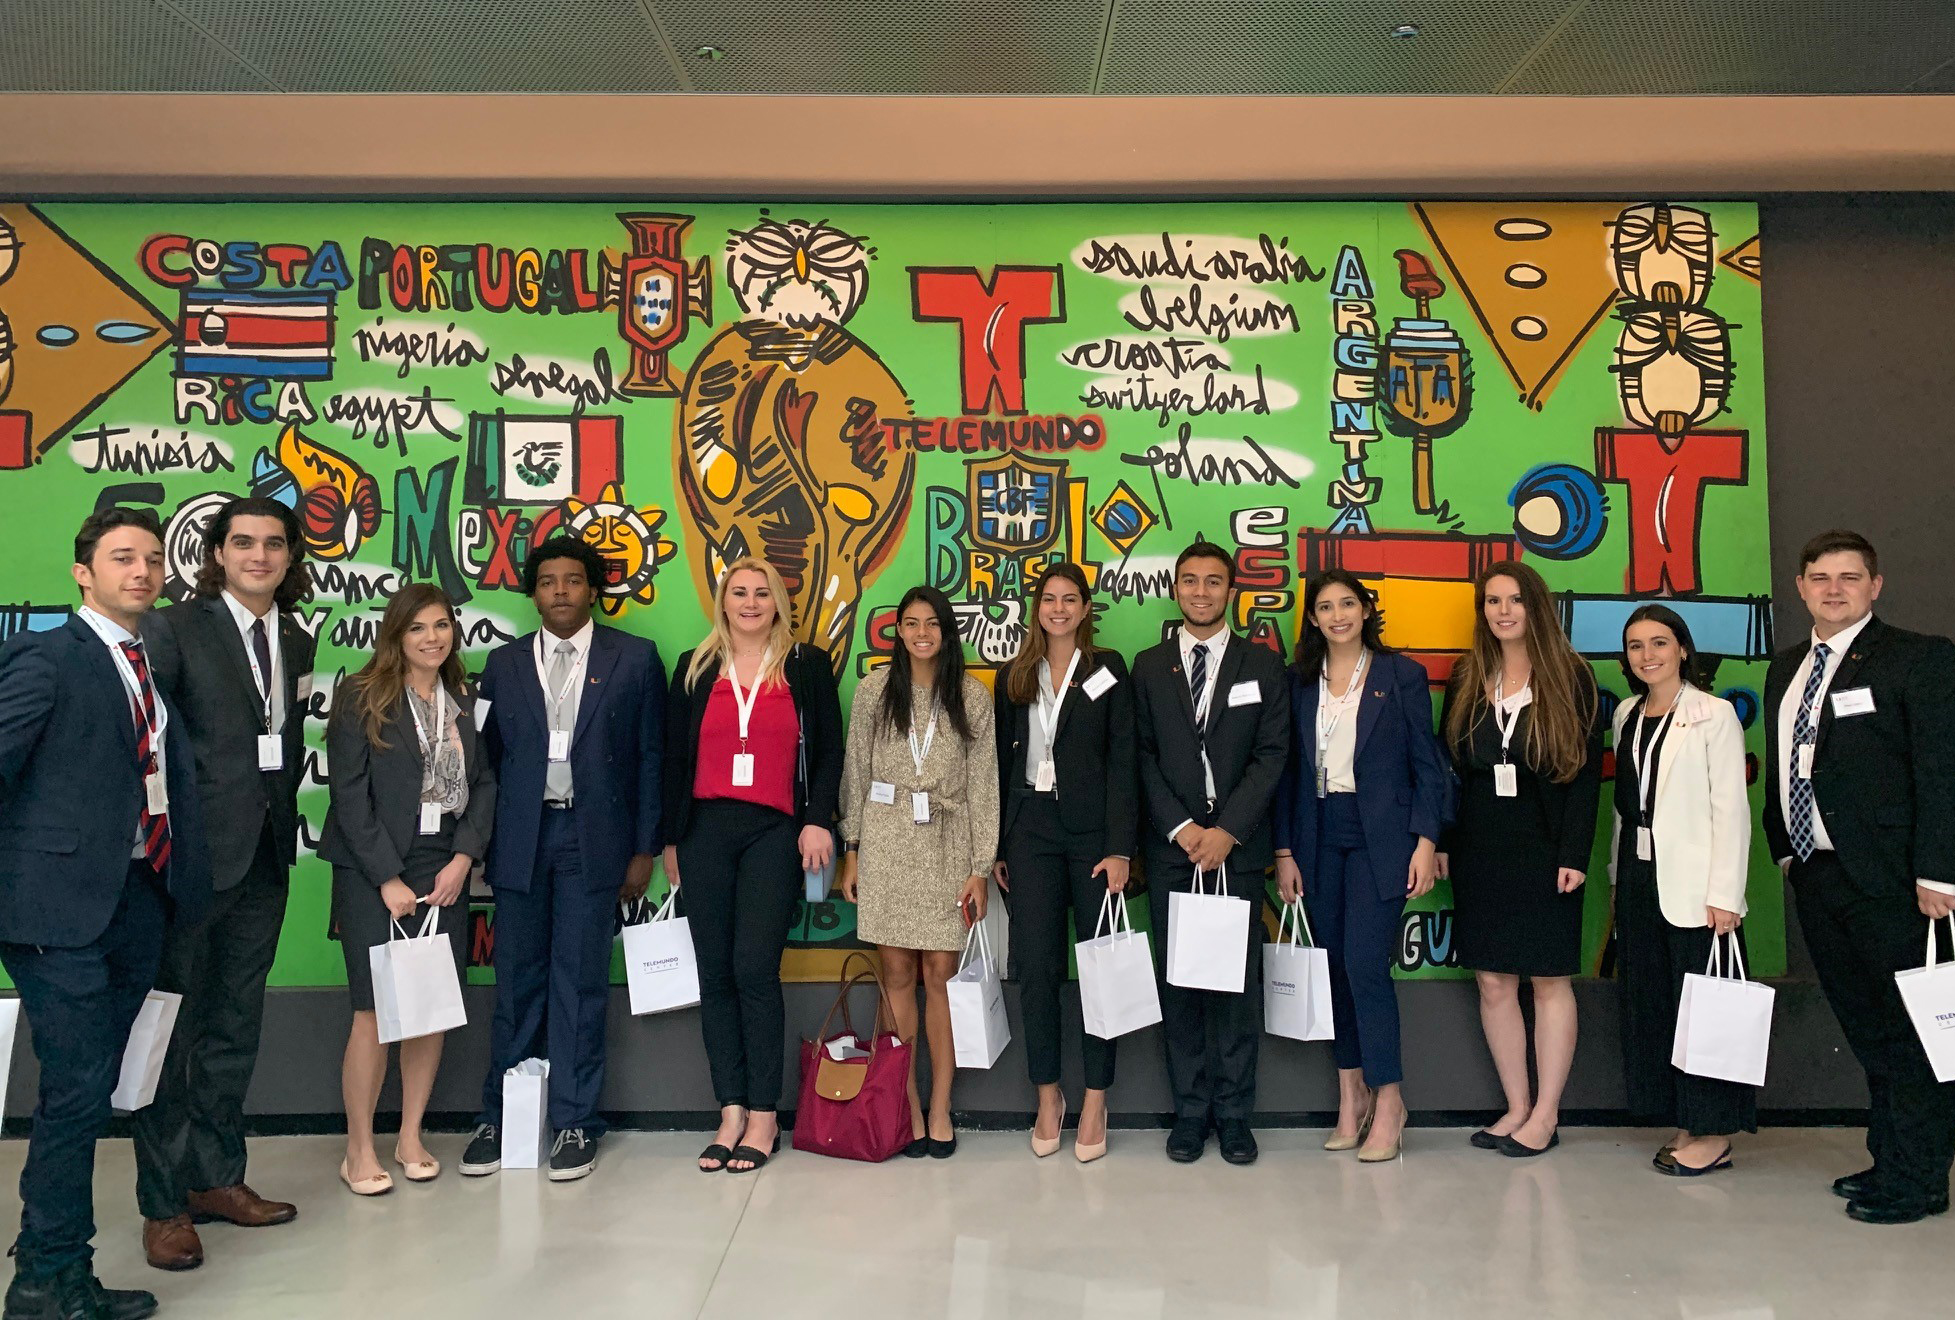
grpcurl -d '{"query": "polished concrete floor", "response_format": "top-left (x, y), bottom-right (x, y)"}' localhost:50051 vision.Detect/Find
top-left (4, 1127), bottom-right (1950, 1318)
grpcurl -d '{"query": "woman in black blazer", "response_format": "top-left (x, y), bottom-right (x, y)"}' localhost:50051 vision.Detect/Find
top-left (318, 583), bottom-right (495, 1195)
top-left (992, 562), bottom-right (1137, 1163)
top-left (662, 557), bottom-right (843, 1174)
top-left (1273, 570), bottom-right (1452, 1162)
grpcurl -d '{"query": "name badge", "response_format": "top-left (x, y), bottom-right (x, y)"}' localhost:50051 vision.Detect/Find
top-left (1637, 825), bottom-right (1653, 862)
top-left (548, 729), bottom-right (571, 762)
top-left (912, 791), bottom-right (931, 824)
top-left (1797, 744), bottom-right (1815, 779)
top-left (473, 697), bottom-right (492, 726)
top-left (1227, 680), bottom-right (1261, 708)
top-left (145, 771), bottom-right (169, 815)
top-left (1082, 667), bottom-right (1117, 701)
top-left (1830, 686), bottom-right (1876, 718)
top-left (869, 780), bottom-right (897, 806)
top-left (1493, 763), bottom-right (1519, 798)
top-left (296, 672), bottom-right (315, 703)
top-left (731, 753), bottom-right (755, 787)
top-left (1034, 758), bottom-right (1056, 792)
top-left (257, 733), bottom-right (284, 771)
top-left (419, 802), bottom-right (442, 836)
top-left (1315, 766), bottom-right (1329, 799)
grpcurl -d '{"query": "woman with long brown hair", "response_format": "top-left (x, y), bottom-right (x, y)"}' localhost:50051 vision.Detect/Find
top-left (318, 584), bottom-right (495, 1194)
top-left (992, 562), bottom-right (1135, 1162)
top-left (662, 557), bottom-right (843, 1174)
top-left (1437, 561), bottom-right (1602, 1158)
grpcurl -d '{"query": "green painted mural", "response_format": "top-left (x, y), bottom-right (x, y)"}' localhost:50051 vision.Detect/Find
top-left (0, 199), bottom-right (1773, 985)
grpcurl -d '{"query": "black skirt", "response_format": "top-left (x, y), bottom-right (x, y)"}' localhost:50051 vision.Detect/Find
top-left (332, 828), bottom-right (470, 1013)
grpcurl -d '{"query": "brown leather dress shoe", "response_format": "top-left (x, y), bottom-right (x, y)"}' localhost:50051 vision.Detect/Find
top-left (187, 1184), bottom-right (298, 1228)
top-left (143, 1214), bottom-right (204, 1271)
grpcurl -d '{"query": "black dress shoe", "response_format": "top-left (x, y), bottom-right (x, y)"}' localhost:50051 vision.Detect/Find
top-left (1846, 1191), bottom-right (1950, 1225)
top-left (1165, 1117), bottom-right (1208, 1163)
top-left (4, 1262), bottom-right (156, 1320)
top-left (1496, 1131), bottom-right (1559, 1158)
top-left (1216, 1120), bottom-right (1259, 1165)
top-left (84, 1273), bottom-right (157, 1320)
top-left (1832, 1167), bottom-right (1879, 1201)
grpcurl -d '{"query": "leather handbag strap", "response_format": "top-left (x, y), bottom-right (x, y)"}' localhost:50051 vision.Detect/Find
top-left (808, 954), bottom-right (902, 1103)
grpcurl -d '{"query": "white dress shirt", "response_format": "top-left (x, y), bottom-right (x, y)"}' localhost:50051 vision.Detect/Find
top-left (1775, 612), bottom-right (1952, 894)
top-left (1318, 651), bottom-right (1367, 795)
top-left (221, 589), bottom-right (284, 734)
top-left (1167, 626), bottom-right (1230, 841)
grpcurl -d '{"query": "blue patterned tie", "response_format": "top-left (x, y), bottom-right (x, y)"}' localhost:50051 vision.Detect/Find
top-left (1188, 640), bottom-right (1208, 714)
top-left (1788, 641), bottom-right (1831, 862)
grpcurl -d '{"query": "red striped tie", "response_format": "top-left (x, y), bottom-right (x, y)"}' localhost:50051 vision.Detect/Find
top-left (120, 639), bottom-right (172, 872)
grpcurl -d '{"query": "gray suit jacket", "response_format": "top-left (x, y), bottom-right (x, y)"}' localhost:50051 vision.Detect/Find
top-left (317, 684), bottom-right (496, 887)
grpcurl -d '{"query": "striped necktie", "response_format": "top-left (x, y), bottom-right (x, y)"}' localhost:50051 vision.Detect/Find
top-left (120, 639), bottom-right (172, 871)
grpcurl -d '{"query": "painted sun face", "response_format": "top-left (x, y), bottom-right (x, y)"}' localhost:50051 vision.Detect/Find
top-left (561, 481), bottom-right (676, 614)
top-left (724, 216), bottom-right (870, 329)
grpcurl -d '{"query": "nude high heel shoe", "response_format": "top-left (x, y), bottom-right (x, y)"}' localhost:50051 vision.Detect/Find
top-left (1031, 1093), bottom-right (1065, 1158)
top-left (1323, 1092), bottom-right (1376, 1152)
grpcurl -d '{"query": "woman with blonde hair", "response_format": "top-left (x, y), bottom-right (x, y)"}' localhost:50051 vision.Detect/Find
top-left (1437, 560), bottom-right (1603, 1158)
top-left (662, 557), bottom-right (843, 1173)
top-left (319, 583), bottom-right (495, 1194)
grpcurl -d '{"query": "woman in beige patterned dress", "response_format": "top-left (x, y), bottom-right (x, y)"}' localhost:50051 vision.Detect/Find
top-left (839, 586), bottom-right (999, 1158)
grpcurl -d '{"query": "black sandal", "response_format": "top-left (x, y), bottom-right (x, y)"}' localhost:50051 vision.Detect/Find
top-left (726, 1135), bottom-right (780, 1174)
top-left (697, 1143), bottom-right (733, 1173)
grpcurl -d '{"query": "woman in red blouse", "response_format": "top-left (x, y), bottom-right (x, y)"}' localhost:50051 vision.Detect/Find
top-left (662, 557), bottom-right (844, 1174)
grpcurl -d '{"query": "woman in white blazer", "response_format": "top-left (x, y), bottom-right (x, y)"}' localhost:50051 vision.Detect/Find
top-left (1610, 604), bottom-right (1756, 1177)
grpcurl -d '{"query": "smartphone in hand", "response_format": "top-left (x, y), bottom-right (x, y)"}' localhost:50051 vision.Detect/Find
top-left (960, 894), bottom-right (977, 928)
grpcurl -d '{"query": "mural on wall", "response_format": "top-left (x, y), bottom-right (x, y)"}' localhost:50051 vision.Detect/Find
top-left (0, 199), bottom-right (1773, 987)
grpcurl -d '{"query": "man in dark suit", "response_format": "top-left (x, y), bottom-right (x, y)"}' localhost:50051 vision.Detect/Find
top-left (1763, 529), bottom-right (1955, 1225)
top-left (0, 507), bottom-right (211, 1320)
top-left (1131, 539), bottom-right (1290, 1165)
top-left (132, 497), bottom-right (315, 1271)
top-left (459, 537), bottom-right (664, 1182)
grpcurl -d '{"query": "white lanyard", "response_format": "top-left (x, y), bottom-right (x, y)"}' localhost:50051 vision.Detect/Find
top-left (1801, 648), bottom-right (1832, 733)
top-left (1316, 649), bottom-right (1368, 753)
top-left (1491, 673), bottom-right (1530, 765)
top-left (1034, 650), bottom-right (1082, 750)
top-left (726, 652), bottom-right (769, 752)
top-left (82, 610), bottom-right (167, 752)
top-left (407, 683), bottom-right (447, 762)
top-left (534, 632), bottom-right (586, 713)
top-left (1628, 696), bottom-right (1679, 825)
top-left (908, 703), bottom-right (939, 776)
top-left (240, 611), bottom-right (280, 732)
top-left (1188, 640), bottom-right (1217, 725)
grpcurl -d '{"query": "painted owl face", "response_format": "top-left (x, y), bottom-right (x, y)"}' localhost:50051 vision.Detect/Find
top-left (724, 217), bottom-right (870, 329)
top-left (1611, 203), bottom-right (1716, 308)
top-left (1614, 307), bottom-right (1733, 438)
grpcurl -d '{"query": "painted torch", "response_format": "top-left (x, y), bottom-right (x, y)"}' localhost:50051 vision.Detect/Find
top-left (1380, 250), bottom-right (1473, 515)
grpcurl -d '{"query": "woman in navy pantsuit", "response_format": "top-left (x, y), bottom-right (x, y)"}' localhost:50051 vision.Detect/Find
top-left (1274, 571), bottom-right (1452, 1162)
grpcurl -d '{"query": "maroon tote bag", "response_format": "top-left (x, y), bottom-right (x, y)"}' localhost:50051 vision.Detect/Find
top-left (792, 953), bottom-right (915, 1163)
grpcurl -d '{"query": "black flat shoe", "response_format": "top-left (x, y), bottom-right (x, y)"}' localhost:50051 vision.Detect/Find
top-left (904, 1138), bottom-right (930, 1158)
top-left (697, 1143), bottom-right (732, 1173)
top-left (727, 1135), bottom-right (779, 1174)
top-left (1833, 1167), bottom-right (1879, 1200)
top-left (1654, 1147), bottom-right (1733, 1177)
top-left (1469, 1129), bottom-right (1501, 1150)
top-left (1496, 1131), bottom-right (1559, 1158)
top-left (929, 1134), bottom-right (958, 1159)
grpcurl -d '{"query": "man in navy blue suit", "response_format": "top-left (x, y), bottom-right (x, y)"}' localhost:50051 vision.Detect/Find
top-left (0, 507), bottom-right (211, 1320)
top-left (459, 537), bottom-right (663, 1182)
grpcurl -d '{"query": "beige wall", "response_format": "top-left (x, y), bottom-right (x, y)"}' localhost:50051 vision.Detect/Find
top-left (5, 94), bottom-right (1955, 194)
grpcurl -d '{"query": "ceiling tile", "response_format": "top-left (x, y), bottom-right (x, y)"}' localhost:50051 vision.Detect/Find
top-left (166, 0), bottom-right (681, 93)
top-left (1508, 0), bottom-right (1955, 94)
top-left (0, 0), bottom-right (274, 91)
top-left (1099, 0), bottom-right (1577, 95)
top-left (649, 0), bottom-right (1109, 94)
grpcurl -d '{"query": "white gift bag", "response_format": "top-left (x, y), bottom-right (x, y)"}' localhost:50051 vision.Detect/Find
top-left (621, 889), bottom-right (701, 1016)
top-left (1265, 901), bottom-right (1335, 1042)
top-left (1166, 866), bottom-right (1251, 993)
top-left (1672, 933), bottom-right (1774, 1087)
top-left (948, 919), bottom-right (1011, 1069)
top-left (1896, 915), bottom-right (1955, 1082)
top-left (111, 990), bottom-right (182, 1111)
top-left (0, 997), bottom-right (20, 1117)
top-left (1076, 894), bottom-right (1162, 1041)
top-left (500, 1058), bottom-right (551, 1169)
top-left (370, 909), bottom-right (467, 1045)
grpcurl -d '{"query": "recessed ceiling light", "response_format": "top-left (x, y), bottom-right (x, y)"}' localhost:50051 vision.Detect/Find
top-left (693, 45), bottom-right (725, 61)
top-left (1389, 23), bottom-right (1421, 39)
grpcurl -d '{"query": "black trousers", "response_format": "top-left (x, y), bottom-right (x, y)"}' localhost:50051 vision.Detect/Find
top-left (1792, 852), bottom-right (1955, 1204)
top-left (677, 799), bottom-right (801, 1111)
top-left (1614, 850), bottom-right (1757, 1138)
top-left (0, 864), bottom-right (166, 1279)
top-left (1147, 852), bottom-right (1263, 1122)
top-left (134, 823), bottom-right (288, 1220)
top-left (1003, 791), bottom-right (1116, 1091)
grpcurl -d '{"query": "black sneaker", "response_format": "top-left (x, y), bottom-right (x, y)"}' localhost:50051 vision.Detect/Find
top-left (85, 1271), bottom-right (158, 1320)
top-left (548, 1127), bottom-right (598, 1181)
top-left (4, 1261), bottom-right (156, 1320)
top-left (459, 1123), bottom-right (501, 1177)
